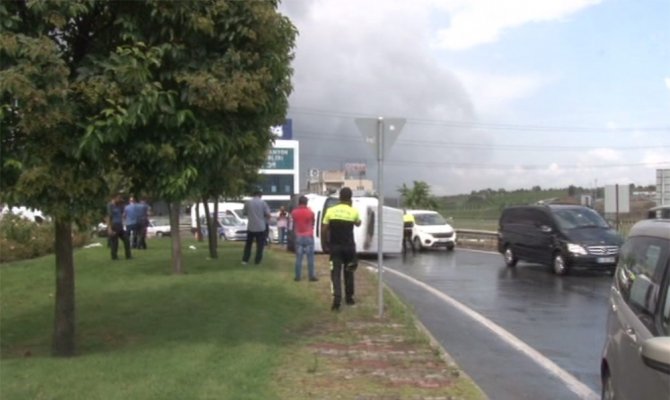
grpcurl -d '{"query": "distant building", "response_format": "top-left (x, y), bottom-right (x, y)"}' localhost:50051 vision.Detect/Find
top-left (306, 164), bottom-right (374, 196)
top-left (657, 168), bottom-right (670, 206)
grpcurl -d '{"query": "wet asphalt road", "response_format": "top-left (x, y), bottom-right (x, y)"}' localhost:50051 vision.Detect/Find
top-left (375, 248), bottom-right (613, 400)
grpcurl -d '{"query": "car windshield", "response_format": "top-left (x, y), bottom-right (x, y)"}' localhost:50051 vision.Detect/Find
top-left (219, 215), bottom-right (239, 226)
top-left (413, 213), bottom-right (446, 226)
top-left (553, 208), bottom-right (609, 230)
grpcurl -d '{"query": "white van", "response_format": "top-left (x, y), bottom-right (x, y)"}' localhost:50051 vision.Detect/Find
top-left (190, 202), bottom-right (246, 231)
top-left (292, 194), bottom-right (403, 255)
top-left (407, 209), bottom-right (456, 251)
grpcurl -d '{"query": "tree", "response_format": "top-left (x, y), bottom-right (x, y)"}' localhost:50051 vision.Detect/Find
top-left (1, 0), bottom-right (296, 356)
top-left (76, 1), bottom-right (296, 272)
top-left (1, 1), bottom-right (115, 357)
top-left (398, 181), bottom-right (437, 209)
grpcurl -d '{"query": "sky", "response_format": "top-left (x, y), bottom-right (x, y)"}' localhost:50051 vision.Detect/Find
top-left (279, 0), bottom-right (670, 196)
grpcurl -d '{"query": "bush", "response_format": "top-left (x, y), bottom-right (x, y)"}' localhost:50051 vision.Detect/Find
top-left (0, 215), bottom-right (90, 263)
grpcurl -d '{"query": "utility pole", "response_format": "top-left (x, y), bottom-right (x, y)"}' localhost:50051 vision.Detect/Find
top-left (356, 117), bottom-right (405, 318)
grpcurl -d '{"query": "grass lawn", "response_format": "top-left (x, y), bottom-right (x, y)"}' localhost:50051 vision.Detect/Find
top-left (1, 236), bottom-right (485, 400)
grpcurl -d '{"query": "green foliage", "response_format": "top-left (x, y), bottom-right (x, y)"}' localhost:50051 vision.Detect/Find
top-left (398, 180), bottom-right (438, 209)
top-left (0, 215), bottom-right (89, 263)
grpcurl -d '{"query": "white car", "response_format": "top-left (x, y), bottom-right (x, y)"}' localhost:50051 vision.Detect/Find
top-left (408, 210), bottom-right (456, 251)
top-left (218, 215), bottom-right (247, 241)
top-left (146, 220), bottom-right (170, 237)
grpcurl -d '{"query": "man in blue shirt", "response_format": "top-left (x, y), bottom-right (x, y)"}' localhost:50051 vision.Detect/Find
top-left (107, 193), bottom-right (131, 260)
top-left (124, 196), bottom-right (140, 249)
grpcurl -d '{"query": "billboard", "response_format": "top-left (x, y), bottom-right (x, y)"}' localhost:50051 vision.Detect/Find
top-left (263, 148), bottom-right (294, 170)
top-left (270, 119), bottom-right (293, 139)
top-left (604, 184), bottom-right (630, 213)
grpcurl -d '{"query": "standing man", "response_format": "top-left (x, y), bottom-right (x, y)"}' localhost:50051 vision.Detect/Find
top-left (242, 189), bottom-right (271, 265)
top-left (124, 196), bottom-right (139, 248)
top-left (291, 196), bottom-right (318, 282)
top-left (136, 198), bottom-right (150, 249)
top-left (321, 187), bottom-right (361, 311)
top-left (402, 210), bottom-right (416, 254)
top-left (107, 193), bottom-right (131, 260)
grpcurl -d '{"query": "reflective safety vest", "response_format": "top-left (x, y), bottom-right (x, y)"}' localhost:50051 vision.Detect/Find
top-left (403, 213), bottom-right (415, 228)
top-left (323, 203), bottom-right (360, 246)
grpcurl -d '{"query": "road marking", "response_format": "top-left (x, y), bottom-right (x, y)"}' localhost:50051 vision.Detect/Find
top-left (379, 264), bottom-right (599, 400)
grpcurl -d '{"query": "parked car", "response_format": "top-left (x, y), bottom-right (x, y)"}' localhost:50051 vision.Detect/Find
top-left (497, 204), bottom-right (623, 275)
top-left (218, 215), bottom-right (247, 241)
top-left (648, 205), bottom-right (670, 219)
top-left (407, 210), bottom-right (456, 251)
top-left (601, 218), bottom-right (670, 400)
top-left (146, 220), bottom-right (170, 237)
top-left (95, 222), bottom-right (109, 237)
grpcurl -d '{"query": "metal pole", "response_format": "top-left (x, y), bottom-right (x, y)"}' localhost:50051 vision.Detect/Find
top-left (377, 117), bottom-right (384, 318)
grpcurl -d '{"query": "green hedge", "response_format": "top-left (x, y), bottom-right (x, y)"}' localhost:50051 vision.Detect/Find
top-left (0, 215), bottom-right (90, 263)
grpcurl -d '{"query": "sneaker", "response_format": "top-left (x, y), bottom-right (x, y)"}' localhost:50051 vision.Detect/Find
top-left (331, 303), bottom-right (340, 312)
top-left (345, 298), bottom-right (356, 306)
top-left (309, 277), bottom-right (319, 282)
top-left (294, 277), bottom-right (301, 282)
top-left (241, 261), bottom-right (248, 265)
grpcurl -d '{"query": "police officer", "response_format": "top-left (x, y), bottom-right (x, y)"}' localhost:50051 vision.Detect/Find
top-left (402, 210), bottom-right (416, 254)
top-left (321, 187), bottom-right (361, 311)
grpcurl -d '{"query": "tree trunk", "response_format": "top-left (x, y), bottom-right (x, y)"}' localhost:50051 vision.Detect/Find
top-left (169, 201), bottom-right (183, 274)
top-left (202, 198), bottom-right (218, 259)
top-left (52, 217), bottom-right (75, 357)
top-left (195, 201), bottom-right (203, 241)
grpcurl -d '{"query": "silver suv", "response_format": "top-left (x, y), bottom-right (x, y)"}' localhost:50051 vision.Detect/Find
top-left (601, 219), bottom-right (670, 400)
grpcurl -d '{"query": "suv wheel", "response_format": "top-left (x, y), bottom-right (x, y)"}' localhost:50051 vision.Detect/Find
top-left (413, 237), bottom-right (423, 252)
top-left (504, 246), bottom-right (518, 267)
top-left (553, 253), bottom-right (568, 275)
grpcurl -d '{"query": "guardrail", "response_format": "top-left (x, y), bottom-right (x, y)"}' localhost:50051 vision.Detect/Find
top-left (456, 229), bottom-right (498, 251)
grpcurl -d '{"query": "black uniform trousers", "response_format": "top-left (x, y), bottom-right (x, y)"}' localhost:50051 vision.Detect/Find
top-left (329, 244), bottom-right (357, 306)
top-left (110, 223), bottom-right (131, 260)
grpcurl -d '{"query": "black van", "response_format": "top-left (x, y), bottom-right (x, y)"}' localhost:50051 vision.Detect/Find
top-left (497, 204), bottom-right (623, 275)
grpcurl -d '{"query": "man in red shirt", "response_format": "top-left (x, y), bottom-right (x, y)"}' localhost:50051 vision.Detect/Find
top-left (291, 195), bottom-right (318, 281)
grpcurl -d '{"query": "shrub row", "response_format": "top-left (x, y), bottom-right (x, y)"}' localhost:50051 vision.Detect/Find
top-left (0, 215), bottom-right (90, 263)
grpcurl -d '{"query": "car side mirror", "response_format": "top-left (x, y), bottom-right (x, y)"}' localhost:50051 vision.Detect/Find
top-left (641, 337), bottom-right (670, 375)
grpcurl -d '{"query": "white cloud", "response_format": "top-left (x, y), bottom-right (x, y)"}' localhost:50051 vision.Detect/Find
top-left (432, 0), bottom-right (602, 50)
top-left (452, 69), bottom-right (551, 115)
top-left (586, 148), bottom-right (621, 162)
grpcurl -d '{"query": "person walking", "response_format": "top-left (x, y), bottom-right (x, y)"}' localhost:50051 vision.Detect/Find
top-left (402, 210), bottom-right (416, 254)
top-left (321, 187), bottom-right (361, 311)
top-left (291, 196), bottom-right (318, 282)
top-left (136, 198), bottom-right (150, 249)
top-left (124, 196), bottom-right (139, 249)
top-left (107, 193), bottom-right (131, 260)
top-left (277, 206), bottom-right (288, 245)
top-left (242, 189), bottom-right (271, 265)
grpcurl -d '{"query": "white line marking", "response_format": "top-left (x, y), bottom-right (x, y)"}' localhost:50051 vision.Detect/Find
top-left (379, 264), bottom-right (599, 400)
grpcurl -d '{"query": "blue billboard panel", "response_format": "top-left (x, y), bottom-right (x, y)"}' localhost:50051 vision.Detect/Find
top-left (270, 119), bottom-right (293, 139)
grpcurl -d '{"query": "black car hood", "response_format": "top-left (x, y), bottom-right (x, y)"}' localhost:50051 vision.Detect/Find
top-left (563, 227), bottom-right (622, 246)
